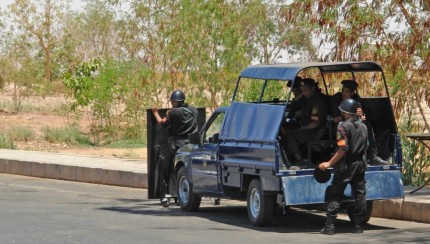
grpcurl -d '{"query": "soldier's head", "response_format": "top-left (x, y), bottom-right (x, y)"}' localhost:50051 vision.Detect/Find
top-left (300, 78), bottom-right (316, 99)
top-left (341, 80), bottom-right (358, 100)
top-left (169, 90), bottom-right (186, 108)
top-left (288, 76), bottom-right (303, 97)
top-left (338, 98), bottom-right (357, 119)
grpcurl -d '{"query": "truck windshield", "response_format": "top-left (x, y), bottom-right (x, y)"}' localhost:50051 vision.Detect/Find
top-left (234, 78), bottom-right (291, 104)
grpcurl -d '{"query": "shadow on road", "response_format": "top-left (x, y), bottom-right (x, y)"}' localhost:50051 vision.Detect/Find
top-left (98, 198), bottom-right (395, 234)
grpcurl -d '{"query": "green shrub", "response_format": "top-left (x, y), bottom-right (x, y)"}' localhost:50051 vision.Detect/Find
top-left (8, 126), bottom-right (35, 141)
top-left (0, 133), bottom-right (14, 149)
top-left (401, 135), bottom-right (430, 187)
top-left (399, 115), bottom-right (430, 187)
top-left (42, 126), bottom-right (92, 146)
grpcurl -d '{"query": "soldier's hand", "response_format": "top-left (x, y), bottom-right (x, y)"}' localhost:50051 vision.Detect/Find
top-left (319, 162), bottom-right (330, 171)
top-left (356, 108), bottom-right (366, 122)
top-left (356, 107), bottom-right (362, 116)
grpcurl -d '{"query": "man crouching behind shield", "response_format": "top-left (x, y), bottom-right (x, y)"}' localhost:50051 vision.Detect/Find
top-left (152, 90), bottom-right (198, 205)
top-left (318, 98), bottom-right (368, 235)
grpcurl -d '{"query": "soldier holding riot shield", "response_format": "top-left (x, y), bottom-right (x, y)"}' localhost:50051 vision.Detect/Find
top-left (151, 90), bottom-right (198, 206)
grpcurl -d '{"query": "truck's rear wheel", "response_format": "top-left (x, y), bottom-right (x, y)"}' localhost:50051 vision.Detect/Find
top-left (347, 200), bottom-right (373, 224)
top-left (247, 178), bottom-right (275, 226)
top-left (177, 167), bottom-right (201, 212)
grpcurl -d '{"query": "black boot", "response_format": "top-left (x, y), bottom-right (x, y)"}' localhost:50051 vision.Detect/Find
top-left (320, 215), bottom-right (336, 235)
top-left (293, 154), bottom-right (307, 166)
top-left (352, 215), bottom-right (364, 233)
top-left (368, 149), bottom-right (389, 165)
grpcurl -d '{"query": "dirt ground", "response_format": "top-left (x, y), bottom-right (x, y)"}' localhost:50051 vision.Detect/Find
top-left (0, 90), bottom-right (147, 161)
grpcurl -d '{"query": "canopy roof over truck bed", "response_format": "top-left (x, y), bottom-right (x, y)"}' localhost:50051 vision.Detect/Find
top-left (239, 61), bottom-right (384, 81)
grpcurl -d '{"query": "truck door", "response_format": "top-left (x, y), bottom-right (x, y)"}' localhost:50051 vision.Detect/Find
top-left (191, 111), bottom-right (226, 193)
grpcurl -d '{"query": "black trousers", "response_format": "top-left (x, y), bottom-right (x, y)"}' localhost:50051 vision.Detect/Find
top-left (285, 128), bottom-right (319, 158)
top-left (326, 160), bottom-right (367, 217)
top-left (165, 138), bottom-right (189, 189)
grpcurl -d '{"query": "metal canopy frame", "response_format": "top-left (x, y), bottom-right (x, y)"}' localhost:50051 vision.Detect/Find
top-left (232, 61), bottom-right (389, 102)
top-left (239, 62), bottom-right (384, 81)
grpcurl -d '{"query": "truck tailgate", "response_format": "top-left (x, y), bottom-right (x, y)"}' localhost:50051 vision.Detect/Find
top-left (281, 167), bottom-right (404, 205)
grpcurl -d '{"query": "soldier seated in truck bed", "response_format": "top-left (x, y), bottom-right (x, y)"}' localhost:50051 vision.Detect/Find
top-left (284, 78), bottom-right (328, 168)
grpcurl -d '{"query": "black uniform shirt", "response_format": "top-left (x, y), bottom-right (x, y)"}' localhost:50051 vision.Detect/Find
top-left (336, 117), bottom-right (368, 161)
top-left (300, 94), bottom-right (328, 127)
top-left (165, 104), bottom-right (198, 137)
top-left (288, 96), bottom-right (306, 118)
top-left (331, 92), bottom-right (362, 118)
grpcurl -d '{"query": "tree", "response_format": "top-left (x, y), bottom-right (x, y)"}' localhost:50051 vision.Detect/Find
top-left (286, 0), bottom-right (430, 131)
top-left (7, 0), bottom-right (70, 83)
top-left (63, 58), bottom-right (151, 142)
top-left (242, 0), bottom-right (317, 64)
top-left (286, 0), bottom-right (430, 186)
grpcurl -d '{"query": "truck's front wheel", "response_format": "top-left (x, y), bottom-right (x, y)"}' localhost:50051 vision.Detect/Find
top-left (177, 167), bottom-right (201, 212)
top-left (247, 178), bottom-right (275, 226)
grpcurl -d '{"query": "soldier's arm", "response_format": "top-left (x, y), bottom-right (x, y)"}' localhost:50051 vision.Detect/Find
top-left (319, 124), bottom-right (348, 170)
top-left (152, 107), bottom-right (169, 124)
top-left (302, 103), bottom-right (323, 129)
top-left (302, 121), bottom-right (319, 130)
top-left (319, 150), bottom-right (346, 170)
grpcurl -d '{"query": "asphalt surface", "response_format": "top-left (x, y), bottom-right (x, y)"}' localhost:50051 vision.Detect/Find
top-left (0, 149), bottom-right (429, 224)
top-left (1, 174), bottom-right (430, 244)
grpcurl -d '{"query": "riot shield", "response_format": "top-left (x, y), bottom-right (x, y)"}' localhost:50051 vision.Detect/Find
top-left (147, 108), bottom-right (206, 199)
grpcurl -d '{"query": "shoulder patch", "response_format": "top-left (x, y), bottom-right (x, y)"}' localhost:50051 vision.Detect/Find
top-left (312, 107), bottom-right (318, 114)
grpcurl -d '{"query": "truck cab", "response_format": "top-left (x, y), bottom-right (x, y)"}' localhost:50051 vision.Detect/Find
top-left (155, 62), bottom-right (404, 226)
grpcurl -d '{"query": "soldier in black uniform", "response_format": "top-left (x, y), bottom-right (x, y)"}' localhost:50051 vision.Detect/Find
top-left (319, 98), bottom-right (368, 235)
top-left (287, 76), bottom-right (306, 119)
top-left (152, 90), bottom-right (198, 204)
top-left (152, 90), bottom-right (198, 150)
top-left (285, 78), bottom-right (328, 166)
top-left (331, 80), bottom-right (388, 165)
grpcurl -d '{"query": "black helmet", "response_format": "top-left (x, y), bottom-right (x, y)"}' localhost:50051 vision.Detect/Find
top-left (170, 90), bottom-right (186, 101)
top-left (338, 98), bottom-right (357, 114)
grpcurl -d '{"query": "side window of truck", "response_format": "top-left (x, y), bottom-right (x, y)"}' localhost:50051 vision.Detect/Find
top-left (204, 113), bottom-right (225, 143)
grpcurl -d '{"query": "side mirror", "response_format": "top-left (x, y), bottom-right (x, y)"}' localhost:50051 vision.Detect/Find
top-left (212, 133), bottom-right (219, 142)
top-left (189, 133), bottom-right (201, 146)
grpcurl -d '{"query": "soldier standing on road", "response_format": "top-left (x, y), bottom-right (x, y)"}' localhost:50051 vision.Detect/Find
top-left (319, 98), bottom-right (368, 235)
top-left (152, 90), bottom-right (198, 204)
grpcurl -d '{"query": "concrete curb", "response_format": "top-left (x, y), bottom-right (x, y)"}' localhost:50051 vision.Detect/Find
top-left (0, 158), bottom-right (147, 188)
top-left (372, 195), bottom-right (430, 224)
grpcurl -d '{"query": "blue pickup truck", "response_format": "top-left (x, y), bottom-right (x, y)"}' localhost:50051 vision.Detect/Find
top-left (152, 62), bottom-right (404, 226)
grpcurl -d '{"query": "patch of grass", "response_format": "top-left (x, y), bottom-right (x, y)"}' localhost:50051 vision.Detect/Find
top-left (0, 100), bottom-right (70, 115)
top-left (42, 126), bottom-right (92, 146)
top-left (105, 139), bottom-right (146, 148)
top-left (0, 133), bottom-right (14, 149)
top-left (8, 126), bottom-right (35, 141)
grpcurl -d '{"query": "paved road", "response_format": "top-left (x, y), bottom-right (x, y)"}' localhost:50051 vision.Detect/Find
top-left (1, 174), bottom-right (430, 244)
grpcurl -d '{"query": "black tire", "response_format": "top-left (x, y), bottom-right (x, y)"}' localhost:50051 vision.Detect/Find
top-left (176, 167), bottom-right (201, 212)
top-left (347, 200), bottom-right (373, 224)
top-left (246, 178), bottom-right (275, 227)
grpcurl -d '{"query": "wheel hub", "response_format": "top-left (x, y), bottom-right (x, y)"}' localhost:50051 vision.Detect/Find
top-left (179, 176), bottom-right (190, 204)
top-left (250, 188), bottom-right (261, 217)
